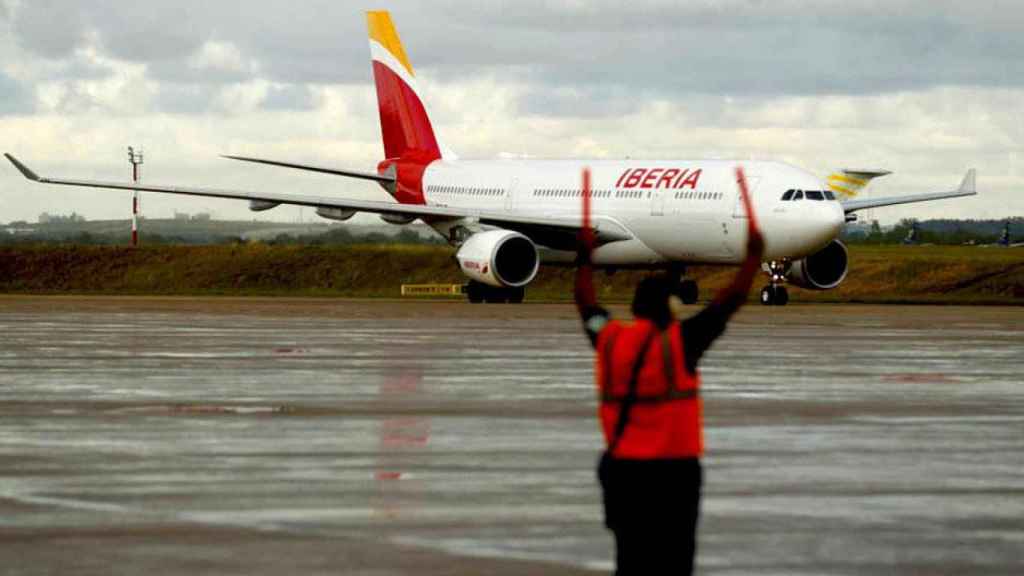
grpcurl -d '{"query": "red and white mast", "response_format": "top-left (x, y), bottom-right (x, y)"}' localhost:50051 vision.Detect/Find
top-left (128, 147), bottom-right (143, 247)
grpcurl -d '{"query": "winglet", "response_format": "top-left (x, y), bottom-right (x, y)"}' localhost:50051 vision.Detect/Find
top-left (5, 153), bottom-right (41, 181)
top-left (958, 169), bottom-right (977, 194)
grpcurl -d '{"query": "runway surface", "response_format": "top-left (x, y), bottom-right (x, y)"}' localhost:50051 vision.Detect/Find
top-left (1, 297), bottom-right (1022, 575)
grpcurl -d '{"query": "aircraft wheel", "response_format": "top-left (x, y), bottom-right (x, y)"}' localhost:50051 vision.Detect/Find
top-left (467, 281), bottom-right (485, 304)
top-left (508, 287), bottom-right (526, 304)
top-left (483, 286), bottom-right (508, 304)
top-left (775, 286), bottom-right (789, 306)
top-left (679, 280), bottom-right (699, 304)
top-left (760, 285), bottom-right (775, 306)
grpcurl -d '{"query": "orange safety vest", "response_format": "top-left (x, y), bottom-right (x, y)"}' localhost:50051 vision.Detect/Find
top-left (596, 319), bottom-right (703, 459)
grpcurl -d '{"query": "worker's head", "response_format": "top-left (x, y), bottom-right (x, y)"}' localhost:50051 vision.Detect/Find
top-left (632, 276), bottom-right (682, 327)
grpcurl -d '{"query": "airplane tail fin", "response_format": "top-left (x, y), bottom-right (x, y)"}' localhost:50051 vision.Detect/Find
top-left (826, 169), bottom-right (892, 199)
top-left (367, 11), bottom-right (452, 162)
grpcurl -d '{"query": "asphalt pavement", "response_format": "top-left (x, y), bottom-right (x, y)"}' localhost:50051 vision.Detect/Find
top-left (1, 297), bottom-right (1022, 575)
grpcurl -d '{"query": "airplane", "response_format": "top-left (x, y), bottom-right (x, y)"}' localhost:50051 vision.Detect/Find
top-left (4, 10), bottom-right (979, 306)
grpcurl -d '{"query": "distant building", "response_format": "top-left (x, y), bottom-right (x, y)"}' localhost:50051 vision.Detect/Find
top-left (174, 212), bottom-right (190, 221)
top-left (38, 212), bottom-right (86, 224)
top-left (191, 212), bottom-right (211, 222)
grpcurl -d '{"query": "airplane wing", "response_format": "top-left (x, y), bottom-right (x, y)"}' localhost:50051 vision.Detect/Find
top-left (4, 154), bottom-right (632, 246)
top-left (841, 169), bottom-right (977, 214)
top-left (220, 154), bottom-right (396, 184)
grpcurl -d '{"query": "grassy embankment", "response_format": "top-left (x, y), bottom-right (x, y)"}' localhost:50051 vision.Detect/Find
top-left (0, 244), bottom-right (1022, 304)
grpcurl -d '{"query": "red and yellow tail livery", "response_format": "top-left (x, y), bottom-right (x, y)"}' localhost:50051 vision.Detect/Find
top-left (367, 11), bottom-right (445, 164)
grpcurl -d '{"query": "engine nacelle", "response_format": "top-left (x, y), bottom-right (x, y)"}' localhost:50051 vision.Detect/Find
top-left (249, 200), bottom-right (280, 212)
top-left (315, 207), bottom-right (356, 221)
top-left (789, 240), bottom-right (849, 290)
top-left (380, 213), bottom-right (416, 225)
top-left (455, 230), bottom-right (540, 288)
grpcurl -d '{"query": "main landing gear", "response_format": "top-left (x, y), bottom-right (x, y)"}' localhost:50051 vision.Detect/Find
top-left (466, 280), bottom-right (526, 304)
top-left (760, 260), bottom-right (789, 306)
top-left (667, 266), bottom-right (699, 305)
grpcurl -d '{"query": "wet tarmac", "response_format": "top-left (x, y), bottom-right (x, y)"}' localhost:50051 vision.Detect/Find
top-left (1, 296), bottom-right (1022, 575)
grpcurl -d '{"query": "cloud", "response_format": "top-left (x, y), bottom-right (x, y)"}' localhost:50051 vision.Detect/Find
top-left (189, 41), bottom-right (251, 75)
top-left (0, 1), bottom-right (1022, 224)
top-left (262, 84), bottom-right (316, 111)
top-left (9, 0), bottom-right (87, 58)
top-left (0, 71), bottom-right (32, 115)
top-left (5, 0), bottom-right (1023, 96)
top-left (151, 84), bottom-right (218, 114)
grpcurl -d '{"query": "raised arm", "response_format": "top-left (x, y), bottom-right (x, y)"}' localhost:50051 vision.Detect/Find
top-left (575, 228), bottom-right (598, 315)
top-left (575, 168), bottom-right (598, 316)
top-left (711, 168), bottom-right (765, 312)
top-left (575, 168), bottom-right (610, 347)
top-left (680, 168), bottom-right (765, 369)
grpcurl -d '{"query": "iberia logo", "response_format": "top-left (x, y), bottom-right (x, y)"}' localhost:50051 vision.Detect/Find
top-left (615, 168), bottom-right (702, 190)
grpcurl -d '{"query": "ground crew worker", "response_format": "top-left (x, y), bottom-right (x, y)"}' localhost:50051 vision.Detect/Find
top-left (575, 171), bottom-right (764, 575)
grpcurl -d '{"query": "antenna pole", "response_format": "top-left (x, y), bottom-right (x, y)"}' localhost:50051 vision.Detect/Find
top-left (128, 147), bottom-right (144, 247)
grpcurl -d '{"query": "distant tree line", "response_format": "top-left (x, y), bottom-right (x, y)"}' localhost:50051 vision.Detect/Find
top-left (2, 215), bottom-right (1020, 247)
top-left (0, 221), bottom-right (444, 247)
top-left (38, 212), bottom-right (88, 224)
top-left (843, 218), bottom-right (1022, 245)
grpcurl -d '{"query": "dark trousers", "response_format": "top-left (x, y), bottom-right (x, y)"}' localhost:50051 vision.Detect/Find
top-left (598, 455), bottom-right (702, 576)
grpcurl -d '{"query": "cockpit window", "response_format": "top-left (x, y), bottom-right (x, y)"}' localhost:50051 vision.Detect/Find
top-left (781, 190), bottom-right (795, 201)
top-left (805, 190), bottom-right (825, 201)
top-left (793, 190), bottom-right (804, 200)
top-left (824, 190), bottom-right (836, 200)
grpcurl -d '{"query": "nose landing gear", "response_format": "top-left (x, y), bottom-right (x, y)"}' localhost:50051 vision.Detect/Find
top-left (760, 260), bottom-right (790, 306)
top-left (760, 284), bottom-right (789, 306)
top-left (667, 266), bottom-right (700, 305)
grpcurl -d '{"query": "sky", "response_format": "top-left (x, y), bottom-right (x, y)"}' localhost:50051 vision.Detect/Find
top-left (0, 0), bottom-right (1021, 225)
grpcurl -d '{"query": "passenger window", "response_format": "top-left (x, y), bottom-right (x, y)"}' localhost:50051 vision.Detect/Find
top-left (782, 190), bottom-right (794, 201)
top-left (805, 190), bottom-right (824, 201)
top-left (793, 190), bottom-right (804, 200)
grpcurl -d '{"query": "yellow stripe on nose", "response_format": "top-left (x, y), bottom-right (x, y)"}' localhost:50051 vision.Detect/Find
top-left (367, 11), bottom-right (415, 76)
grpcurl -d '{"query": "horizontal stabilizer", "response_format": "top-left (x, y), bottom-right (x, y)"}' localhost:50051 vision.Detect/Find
top-left (222, 155), bottom-right (395, 183)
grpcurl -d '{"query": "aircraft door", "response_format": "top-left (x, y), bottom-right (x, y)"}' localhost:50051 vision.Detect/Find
top-left (650, 188), bottom-right (666, 216)
top-left (505, 177), bottom-right (518, 211)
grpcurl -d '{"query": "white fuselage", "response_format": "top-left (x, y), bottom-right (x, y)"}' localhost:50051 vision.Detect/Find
top-left (420, 159), bottom-right (846, 267)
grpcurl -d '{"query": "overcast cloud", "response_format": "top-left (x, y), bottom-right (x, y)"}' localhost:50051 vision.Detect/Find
top-left (0, 0), bottom-right (1021, 224)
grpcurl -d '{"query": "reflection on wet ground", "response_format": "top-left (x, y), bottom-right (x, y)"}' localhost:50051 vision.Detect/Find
top-left (0, 297), bottom-right (1022, 575)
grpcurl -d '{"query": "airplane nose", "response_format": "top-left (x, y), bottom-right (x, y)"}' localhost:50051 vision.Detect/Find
top-left (818, 202), bottom-right (845, 241)
top-left (803, 202), bottom-right (845, 247)
top-left (827, 202), bottom-right (845, 234)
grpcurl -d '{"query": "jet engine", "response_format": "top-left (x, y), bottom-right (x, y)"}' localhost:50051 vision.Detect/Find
top-left (316, 207), bottom-right (356, 221)
top-left (380, 213), bottom-right (416, 225)
top-left (249, 200), bottom-right (280, 212)
top-left (455, 230), bottom-right (539, 288)
top-left (789, 240), bottom-right (849, 290)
